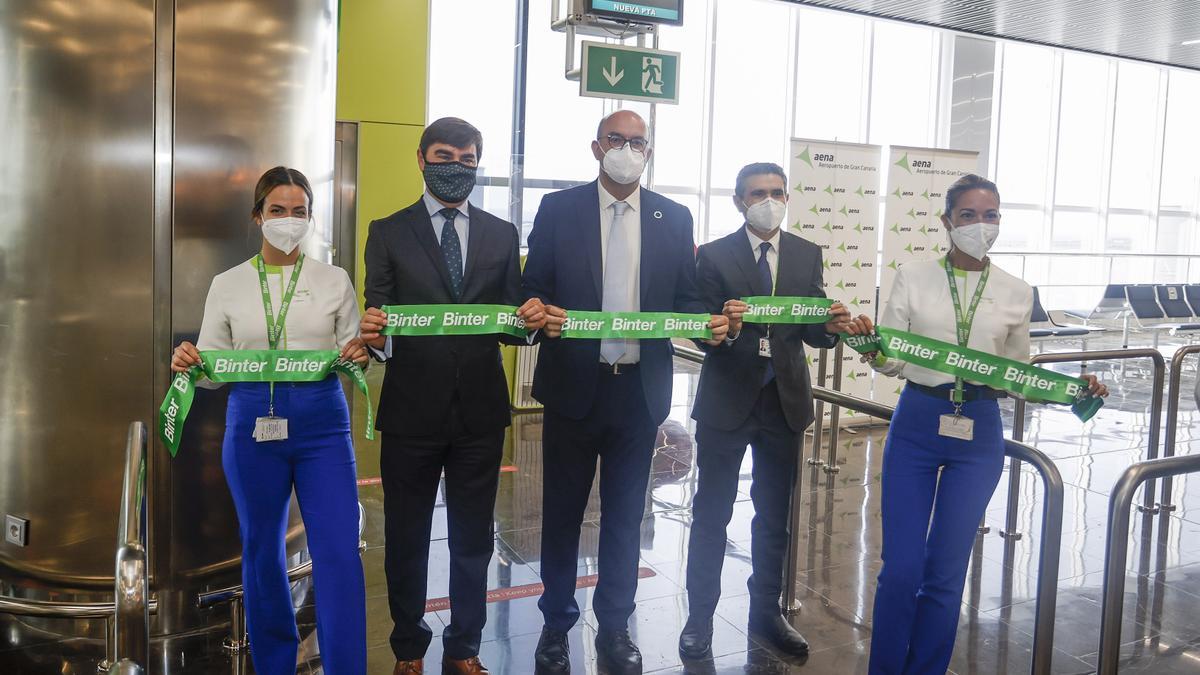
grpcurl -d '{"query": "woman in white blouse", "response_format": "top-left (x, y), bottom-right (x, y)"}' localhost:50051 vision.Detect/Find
top-left (170, 167), bottom-right (368, 675)
top-left (851, 174), bottom-right (1106, 674)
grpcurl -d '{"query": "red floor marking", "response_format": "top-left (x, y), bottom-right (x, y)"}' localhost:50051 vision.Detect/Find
top-left (500, 465), bottom-right (518, 473)
top-left (423, 566), bottom-right (656, 613)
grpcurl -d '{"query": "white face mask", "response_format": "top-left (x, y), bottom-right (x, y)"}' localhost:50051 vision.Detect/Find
top-left (261, 215), bottom-right (312, 254)
top-left (948, 222), bottom-right (999, 261)
top-left (601, 145), bottom-right (647, 185)
top-left (744, 198), bottom-right (787, 233)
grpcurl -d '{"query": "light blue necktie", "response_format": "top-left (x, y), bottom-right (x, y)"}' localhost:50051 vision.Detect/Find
top-left (601, 201), bottom-right (634, 364)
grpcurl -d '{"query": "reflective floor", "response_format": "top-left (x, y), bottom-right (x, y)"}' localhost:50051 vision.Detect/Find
top-left (5, 332), bottom-right (1200, 673)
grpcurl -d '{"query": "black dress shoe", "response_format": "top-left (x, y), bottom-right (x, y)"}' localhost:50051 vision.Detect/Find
top-left (595, 628), bottom-right (643, 674)
top-left (535, 626), bottom-right (571, 674)
top-left (678, 615), bottom-right (714, 660)
top-left (747, 613), bottom-right (809, 658)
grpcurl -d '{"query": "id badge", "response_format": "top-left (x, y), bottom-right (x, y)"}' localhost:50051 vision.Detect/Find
top-left (253, 416), bottom-right (289, 442)
top-left (938, 414), bottom-right (974, 441)
top-left (758, 338), bottom-right (772, 358)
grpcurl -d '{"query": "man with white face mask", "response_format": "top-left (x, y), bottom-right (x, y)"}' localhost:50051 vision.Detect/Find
top-left (677, 163), bottom-right (852, 662)
top-left (522, 110), bottom-right (729, 675)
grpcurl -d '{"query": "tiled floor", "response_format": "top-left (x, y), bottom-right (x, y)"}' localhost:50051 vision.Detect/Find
top-left (5, 333), bottom-right (1200, 673)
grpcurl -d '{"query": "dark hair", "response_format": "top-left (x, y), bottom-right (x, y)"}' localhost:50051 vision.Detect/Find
top-left (944, 174), bottom-right (1000, 215)
top-left (420, 117), bottom-right (483, 161)
top-left (251, 166), bottom-right (313, 219)
top-left (735, 162), bottom-right (788, 198)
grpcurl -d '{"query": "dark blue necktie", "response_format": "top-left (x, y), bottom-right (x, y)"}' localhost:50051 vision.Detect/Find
top-left (439, 207), bottom-right (464, 299)
top-left (758, 241), bottom-right (775, 385)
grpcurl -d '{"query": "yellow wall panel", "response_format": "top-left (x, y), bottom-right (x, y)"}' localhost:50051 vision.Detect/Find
top-left (354, 122), bottom-right (425, 306)
top-left (337, 0), bottom-right (429, 125)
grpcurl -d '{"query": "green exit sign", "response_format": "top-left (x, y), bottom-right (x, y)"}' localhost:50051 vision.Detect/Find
top-left (580, 41), bottom-right (680, 105)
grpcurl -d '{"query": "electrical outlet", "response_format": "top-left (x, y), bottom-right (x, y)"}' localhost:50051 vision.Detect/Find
top-left (5, 515), bottom-right (28, 547)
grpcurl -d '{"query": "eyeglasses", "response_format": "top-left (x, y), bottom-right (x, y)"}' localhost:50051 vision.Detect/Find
top-left (602, 133), bottom-right (650, 153)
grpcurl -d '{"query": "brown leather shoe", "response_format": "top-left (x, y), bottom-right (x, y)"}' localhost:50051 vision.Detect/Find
top-left (442, 655), bottom-right (490, 674)
top-left (393, 659), bottom-right (423, 675)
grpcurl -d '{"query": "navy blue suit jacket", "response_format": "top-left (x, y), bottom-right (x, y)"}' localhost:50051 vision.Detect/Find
top-left (522, 181), bottom-right (706, 423)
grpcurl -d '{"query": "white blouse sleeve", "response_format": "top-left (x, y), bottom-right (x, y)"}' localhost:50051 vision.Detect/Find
top-left (1006, 284), bottom-right (1034, 365)
top-left (195, 278), bottom-right (232, 389)
top-left (333, 269), bottom-right (362, 352)
top-left (870, 267), bottom-right (909, 378)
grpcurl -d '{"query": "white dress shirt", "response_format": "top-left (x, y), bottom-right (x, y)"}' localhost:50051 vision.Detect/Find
top-left (871, 258), bottom-right (1033, 386)
top-left (598, 183), bottom-right (642, 364)
top-left (197, 256), bottom-right (361, 386)
top-left (424, 191), bottom-right (469, 275)
top-left (745, 225), bottom-right (781, 291)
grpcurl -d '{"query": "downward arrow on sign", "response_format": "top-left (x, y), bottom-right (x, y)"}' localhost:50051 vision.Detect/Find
top-left (602, 56), bottom-right (624, 86)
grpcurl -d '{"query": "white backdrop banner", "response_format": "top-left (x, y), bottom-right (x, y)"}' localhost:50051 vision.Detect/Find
top-left (876, 145), bottom-right (979, 406)
top-left (788, 138), bottom-right (881, 423)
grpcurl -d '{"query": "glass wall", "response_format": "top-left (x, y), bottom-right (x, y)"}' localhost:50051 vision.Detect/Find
top-left (428, 0), bottom-right (1200, 312)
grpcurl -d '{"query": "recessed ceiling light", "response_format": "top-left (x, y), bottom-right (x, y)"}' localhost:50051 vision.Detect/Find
top-left (1183, 39), bottom-right (1200, 45)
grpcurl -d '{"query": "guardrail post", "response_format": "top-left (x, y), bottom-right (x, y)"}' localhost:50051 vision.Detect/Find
top-left (113, 422), bottom-right (149, 670)
top-left (807, 349), bottom-right (828, 467)
top-left (1004, 349), bottom-right (1167, 540)
top-left (782, 432), bottom-right (806, 614)
top-left (223, 596), bottom-right (249, 653)
top-left (1097, 454), bottom-right (1200, 674)
top-left (823, 343), bottom-right (845, 474)
top-left (1157, 345), bottom-right (1200, 513)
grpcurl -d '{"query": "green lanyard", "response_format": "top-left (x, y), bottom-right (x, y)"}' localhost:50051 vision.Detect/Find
top-left (944, 256), bottom-right (990, 406)
top-left (254, 253), bottom-right (305, 415)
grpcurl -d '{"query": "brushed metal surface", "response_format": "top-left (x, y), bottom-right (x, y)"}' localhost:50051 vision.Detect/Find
top-left (0, 0), bottom-right (157, 585)
top-left (0, 0), bottom-right (338, 599)
top-left (163, 0), bottom-right (337, 589)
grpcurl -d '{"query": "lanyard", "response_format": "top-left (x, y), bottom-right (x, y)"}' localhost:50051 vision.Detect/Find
top-left (944, 256), bottom-right (990, 406)
top-left (255, 253), bottom-right (305, 414)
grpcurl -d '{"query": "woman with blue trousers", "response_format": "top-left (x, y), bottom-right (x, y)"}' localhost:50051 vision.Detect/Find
top-left (171, 167), bottom-right (369, 674)
top-left (851, 174), bottom-right (1107, 674)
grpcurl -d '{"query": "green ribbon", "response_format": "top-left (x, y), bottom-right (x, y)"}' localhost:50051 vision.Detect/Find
top-left (840, 326), bottom-right (1104, 421)
top-left (561, 311), bottom-right (712, 339)
top-left (159, 350), bottom-right (374, 457)
top-left (381, 304), bottom-right (529, 338)
top-left (380, 304), bottom-right (713, 340)
top-left (741, 296), bottom-right (834, 324)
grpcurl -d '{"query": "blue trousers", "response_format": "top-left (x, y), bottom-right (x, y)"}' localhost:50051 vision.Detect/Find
top-left (223, 377), bottom-right (366, 675)
top-left (868, 384), bottom-right (1005, 675)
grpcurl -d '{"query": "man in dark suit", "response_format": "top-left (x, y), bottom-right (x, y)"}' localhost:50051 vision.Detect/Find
top-left (677, 162), bottom-right (852, 661)
top-left (360, 117), bottom-right (546, 675)
top-left (521, 110), bottom-right (728, 675)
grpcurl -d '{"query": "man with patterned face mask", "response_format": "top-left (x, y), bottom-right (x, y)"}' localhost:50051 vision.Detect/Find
top-left (522, 110), bottom-right (729, 675)
top-left (677, 162), bottom-right (852, 662)
top-left (360, 117), bottom-right (547, 675)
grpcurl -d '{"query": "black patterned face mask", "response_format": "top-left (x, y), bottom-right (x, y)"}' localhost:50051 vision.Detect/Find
top-left (423, 161), bottom-right (477, 203)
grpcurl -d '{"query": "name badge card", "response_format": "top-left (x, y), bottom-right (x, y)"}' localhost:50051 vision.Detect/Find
top-left (938, 414), bottom-right (974, 441)
top-left (253, 416), bottom-right (289, 442)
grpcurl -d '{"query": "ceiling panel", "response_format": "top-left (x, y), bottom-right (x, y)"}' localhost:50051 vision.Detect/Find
top-left (787, 0), bottom-right (1200, 70)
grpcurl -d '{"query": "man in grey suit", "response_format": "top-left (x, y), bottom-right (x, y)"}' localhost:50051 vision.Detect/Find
top-left (678, 162), bottom-right (852, 660)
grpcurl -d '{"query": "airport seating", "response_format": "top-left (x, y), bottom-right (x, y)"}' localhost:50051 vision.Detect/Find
top-left (1030, 287), bottom-right (1098, 350)
top-left (1125, 285), bottom-right (1200, 347)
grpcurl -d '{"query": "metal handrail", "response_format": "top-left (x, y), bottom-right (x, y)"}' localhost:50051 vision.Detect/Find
top-left (113, 421), bottom-right (150, 671)
top-left (0, 423), bottom-right (157, 675)
top-left (1097, 454), bottom-right (1200, 674)
top-left (196, 559), bottom-right (315, 608)
top-left (1008, 349), bottom-right (1165, 540)
top-left (1158, 344), bottom-right (1200, 512)
top-left (672, 346), bottom-right (1064, 675)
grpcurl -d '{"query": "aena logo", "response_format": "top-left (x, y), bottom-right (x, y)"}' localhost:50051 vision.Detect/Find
top-left (814, 153), bottom-right (834, 162)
